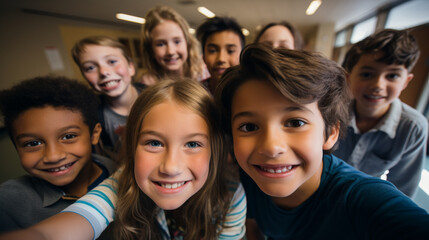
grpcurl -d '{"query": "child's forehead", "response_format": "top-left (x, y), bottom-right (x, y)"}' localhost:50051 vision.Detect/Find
top-left (12, 106), bottom-right (88, 134)
top-left (232, 79), bottom-right (318, 109)
top-left (355, 52), bottom-right (408, 71)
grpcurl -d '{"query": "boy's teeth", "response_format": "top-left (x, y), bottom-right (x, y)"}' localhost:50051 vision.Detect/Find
top-left (47, 162), bottom-right (73, 172)
top-left (260, 165), bottom-right (293, 174)
top-left (103, 80), bottom-right (119, 87)
top-left (160, 182), bottom-right (185, 189)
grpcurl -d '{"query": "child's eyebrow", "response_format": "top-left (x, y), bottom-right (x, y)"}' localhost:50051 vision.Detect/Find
top-left (139, 130), bottom-right (208, 139)
top-left (359, 66), bottom-right (376, 71)
top-left (232, 106), bottom-right (313, 121)
top-left (14, 126), bottom-right (82, 140)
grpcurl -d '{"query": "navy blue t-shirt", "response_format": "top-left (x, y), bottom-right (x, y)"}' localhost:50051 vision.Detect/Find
top-left (241, 154), bottom-right (429, 239)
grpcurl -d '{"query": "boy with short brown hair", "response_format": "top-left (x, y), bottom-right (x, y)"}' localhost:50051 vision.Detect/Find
top-left (216, 44), bottom-right (429, 239)
top-left (335, 29), bottom-right (427, 198)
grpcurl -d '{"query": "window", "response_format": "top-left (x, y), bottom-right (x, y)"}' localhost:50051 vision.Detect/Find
top-left (350, 16), bottom-right (377, 44)
top-left (385, 0), bottom-right (429, 29)
top-left (334, 30), bottom-right (347, 47)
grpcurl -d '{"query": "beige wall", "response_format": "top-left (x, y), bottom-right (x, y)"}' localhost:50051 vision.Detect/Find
top-left (0, 7), bottom-right (140, 91)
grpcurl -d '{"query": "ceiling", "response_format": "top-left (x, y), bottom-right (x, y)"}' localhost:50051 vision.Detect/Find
top-left (5, 0), bottom-right (404, 38)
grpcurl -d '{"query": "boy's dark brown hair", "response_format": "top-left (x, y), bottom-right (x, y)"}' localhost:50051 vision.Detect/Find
top-left (342, 29), bottom-right (420, 72)
top-left (216, 44), bottom-right (350, 153)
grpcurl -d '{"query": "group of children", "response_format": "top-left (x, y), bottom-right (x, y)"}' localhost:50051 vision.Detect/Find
top-left (0, 4), bottom-right (428, 240)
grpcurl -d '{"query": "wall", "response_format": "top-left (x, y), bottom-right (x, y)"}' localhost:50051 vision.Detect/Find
top-left (0, 7), bottom-right (140, 91)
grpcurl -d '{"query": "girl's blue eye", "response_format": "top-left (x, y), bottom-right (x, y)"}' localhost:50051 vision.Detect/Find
top-left (238, 123), bottom-right (259, 132)
top-left (285, 119), bottom-right (306, 128)
top-left (108, 60), bottom-right (117, 65)
top-left (185, 141), bottom-right (201, 148)
top-left (147, 140), bottom-right (162, 147)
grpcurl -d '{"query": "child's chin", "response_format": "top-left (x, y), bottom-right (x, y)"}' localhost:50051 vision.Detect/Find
top-left (257, 182), bottom-right (295, 198)
top-left (155, 200), bottom-right (186, 210)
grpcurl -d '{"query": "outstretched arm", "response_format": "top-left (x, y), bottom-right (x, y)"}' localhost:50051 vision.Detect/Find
top-left (0, 212), bottom-right (94, 240)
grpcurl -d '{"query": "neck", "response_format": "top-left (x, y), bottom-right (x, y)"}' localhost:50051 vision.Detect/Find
top-left (62, 160), bottom-right (101, 197)
top-left (272, 160), bottom-right (323, 210)
top-left (107, 85), bottom-right (137, 116)
top-left (354, 104), bottom-right (389, 133)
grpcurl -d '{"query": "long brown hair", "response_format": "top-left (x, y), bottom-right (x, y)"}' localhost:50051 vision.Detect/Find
top-left (140, 6), bottom-right (204, 82)
top-left (114, 79), bottom-right (233, 239)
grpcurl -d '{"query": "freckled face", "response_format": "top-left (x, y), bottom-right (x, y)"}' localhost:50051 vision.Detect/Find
top-left (134, 100), bottom-right (210, 210)
top-left (151, 20), bottom-right (188, 75)
top-left (347, 53), bottom-right (412, 119)
top-left (12, 106), bottom-right (99, 187)
top-left (231, 80), bottom-right (338, 204)
top-left (79, 45), bottom-right (135, 98)
top-left (258, 25), bottom-right (295, 49)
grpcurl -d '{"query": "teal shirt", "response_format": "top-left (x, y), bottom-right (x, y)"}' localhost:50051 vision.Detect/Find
top-left (242, 154), bottom-right (429, 239)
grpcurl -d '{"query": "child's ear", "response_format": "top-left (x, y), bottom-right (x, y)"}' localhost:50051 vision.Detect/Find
top-left (345, 72), bottom-right (351, 86)
top-left (91, 123), bottom-right (102, 145)
top-left (402, 73), bottom-right (414, 90)
top-left (323, 122), bottom-right (340, 151)
top-left (128, 62), bottom-right (136, 77)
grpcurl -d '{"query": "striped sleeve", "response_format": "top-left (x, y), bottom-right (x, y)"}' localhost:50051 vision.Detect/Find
top-left (218, 182), bottom-right (247, 239)
top-left (61, 170), bottom-right (120, 239)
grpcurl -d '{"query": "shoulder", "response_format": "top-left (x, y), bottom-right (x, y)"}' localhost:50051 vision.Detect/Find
top-left (221, 182), bottom-right (246, 239)
top-left (227, 181), bottom-right (246, 209)
top-left (323, 154), bottom-right (393, 190)
top-left (0, 175), bottom-right (43, 207)
top-left (92, 153), bottom-right (116, 175)
top-left (0, 175), bottom-right (37, 195)
top-left (138, 73), bottom-right (158, 86)
top-left (132, 82), bottom-right (147, 92)
top-left (399, 101), bottom-right (428, 130)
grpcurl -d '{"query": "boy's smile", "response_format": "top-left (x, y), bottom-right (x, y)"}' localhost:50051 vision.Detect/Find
top-left (12, 106), bottom-right (100, 190)
top-left (347, 53), bottom-right (413, 121)
top-left (79, 45), bottom-right (135, 99)
top-left (231, 80), bottom-right (338, 208)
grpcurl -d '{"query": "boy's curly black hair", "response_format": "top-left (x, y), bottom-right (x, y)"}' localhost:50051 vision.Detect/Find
top-left (0, 75), bottom-right (100, 141)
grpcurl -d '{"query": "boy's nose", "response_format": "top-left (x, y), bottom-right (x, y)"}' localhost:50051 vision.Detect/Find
top-left (371, 76), bottom-right (386, 91)
top-left (257, 128), bottom-right (286, 159)
top-left (43, 143), bottom-right (67, 163)
top-left (216, 49), bottom-right (227, 64)
top-left (98, 65), bottom-right (111, 78)
top-left (159, 149), bottom-right (182, 176)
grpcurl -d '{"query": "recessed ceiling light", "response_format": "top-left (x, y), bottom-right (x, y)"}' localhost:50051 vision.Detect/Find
top-left (198, 7), bottom-right (215, 18)
top-left (116, 13), bottom-right (145, 24)
top-left (242, 28), bottom-right (250, 36)
top-left (306, 0), bottom-right (322, 15)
